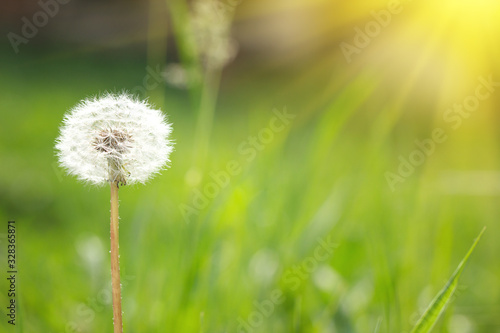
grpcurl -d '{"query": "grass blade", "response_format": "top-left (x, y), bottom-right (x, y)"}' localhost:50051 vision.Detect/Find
top-left (410, 227), bottom-right (486, 333)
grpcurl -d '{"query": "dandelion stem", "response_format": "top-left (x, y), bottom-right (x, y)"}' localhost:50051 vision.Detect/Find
top-left (110, 181), bottom-right (123, 333)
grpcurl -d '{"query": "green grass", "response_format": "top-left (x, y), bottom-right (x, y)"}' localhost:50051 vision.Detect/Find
top-left (0, 48), bottom-right (498, 333)
top-left (411, 227), bottom-right (485, 333)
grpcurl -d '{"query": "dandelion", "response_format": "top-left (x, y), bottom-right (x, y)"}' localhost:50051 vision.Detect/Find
top-left (56, 93), bottom-right (173, 186)
top-left (191, 0), bottom-right (239, 70)
top-left (55, 93), bottom-right (173, 333)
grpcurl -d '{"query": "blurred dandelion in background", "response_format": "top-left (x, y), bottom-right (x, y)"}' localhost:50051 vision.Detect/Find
top-left (190, 0), bottom-right (239, 70)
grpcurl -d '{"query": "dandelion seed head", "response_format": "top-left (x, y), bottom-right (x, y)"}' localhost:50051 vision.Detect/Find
top-left (55, 93), bottom-right (173, 186)
top-left (191, 0), bottom-right (238, 69)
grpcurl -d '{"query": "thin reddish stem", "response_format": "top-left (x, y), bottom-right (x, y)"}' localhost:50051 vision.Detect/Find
top-left (110, 181), bottom-right (123, 333)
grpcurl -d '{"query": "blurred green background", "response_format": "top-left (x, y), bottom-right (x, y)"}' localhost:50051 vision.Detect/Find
top-left (1, 0), bottom-right (499, 332)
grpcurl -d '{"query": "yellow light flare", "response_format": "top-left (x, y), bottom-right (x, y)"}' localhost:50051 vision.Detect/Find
top-left (233, 0), bottom-right (500, 117)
